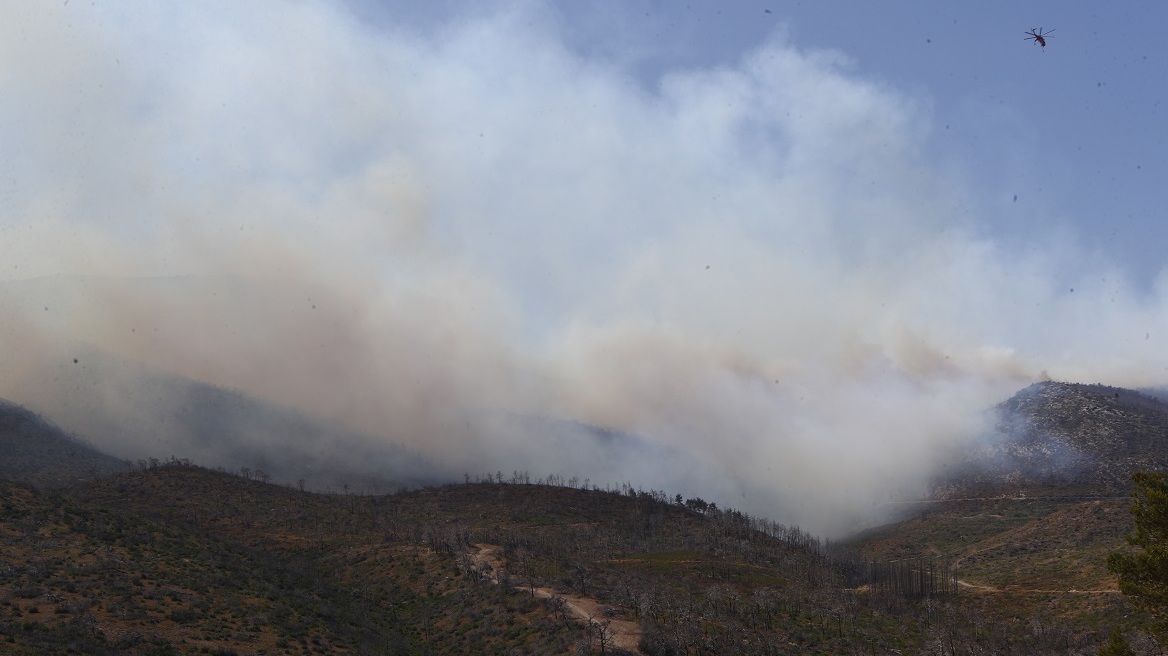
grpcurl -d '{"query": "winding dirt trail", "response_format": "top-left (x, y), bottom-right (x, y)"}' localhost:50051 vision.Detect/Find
top-left (956, 579), bottom-right (1120, 594)
top-left (471, 544), bottom-right (644, 654)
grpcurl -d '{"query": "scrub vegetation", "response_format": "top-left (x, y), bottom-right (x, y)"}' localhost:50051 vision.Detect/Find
top-left (3, 379), bottom-right (1168, 654)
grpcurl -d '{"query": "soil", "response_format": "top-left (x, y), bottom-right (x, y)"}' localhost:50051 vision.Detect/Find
top-left (472, 544), bottom-right (644, 654)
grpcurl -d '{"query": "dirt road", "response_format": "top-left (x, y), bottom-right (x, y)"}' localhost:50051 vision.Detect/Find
top-left (471, 544), bottom-right (644, 654)
top-left (956, 579), bottom-right (1120, 594)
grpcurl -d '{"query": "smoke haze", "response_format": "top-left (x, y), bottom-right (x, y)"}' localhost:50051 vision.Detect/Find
top-left (2, 1), bottom-right (1166, 534)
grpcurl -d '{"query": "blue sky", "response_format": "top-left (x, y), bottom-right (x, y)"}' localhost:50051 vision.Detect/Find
top-left (617, 1), bottom-right (1168, 286)
top-left (2, 0), bottom-right (1166, 530)
top-left (349, 0), bottom-right (1168, 286)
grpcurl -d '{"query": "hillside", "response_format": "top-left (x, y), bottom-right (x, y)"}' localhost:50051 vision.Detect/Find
top-left (2, 461), bottom-right (872, 655)
top-left (935, 381), bottom-right (1168, 497)
top-left (848, 381), bottom-right (1168, 642)
top-left (0, 400), bottom-right (126, 488)
top-left (3, 344), bottom-right (450, 495)
top-left (2, 382), bottom-right (1165, 653)
top-left (1, 460), bottom-right (1142, 655)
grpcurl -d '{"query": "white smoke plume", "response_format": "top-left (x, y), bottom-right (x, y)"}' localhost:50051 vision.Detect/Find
top-left (1, 1), bottom-right (1165, 534)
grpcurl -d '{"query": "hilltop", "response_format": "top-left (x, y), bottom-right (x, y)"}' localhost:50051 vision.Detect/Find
top-left (935, 380), bottom-right (1168, 497)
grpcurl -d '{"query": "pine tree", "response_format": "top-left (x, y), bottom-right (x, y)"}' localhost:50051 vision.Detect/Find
top-left (1108, 470), bottom-right (1168, 639)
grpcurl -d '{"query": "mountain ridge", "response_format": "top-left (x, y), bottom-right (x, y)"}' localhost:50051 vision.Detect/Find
top-left (0, 398), bottom-right (126, 488)
top-left (932, 380), bottom-right (1168, 499)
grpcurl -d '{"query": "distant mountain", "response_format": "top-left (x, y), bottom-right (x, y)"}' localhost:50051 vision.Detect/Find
top-left (136, 373), bottom-right (452, 493)
top-left (934, 380), bottom-right (1168, 497)
top-left (20, 344), bottom-right (453, 493)
top-left (0, 274), bottom-right (728, 499)
top-left (7, 340), bottom-right (719, 498)
top-left (0, 399), bottom-right (126, 487)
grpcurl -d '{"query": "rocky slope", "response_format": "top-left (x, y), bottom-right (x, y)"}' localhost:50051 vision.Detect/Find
top-left (935, 381), bottom-right (1168, 497)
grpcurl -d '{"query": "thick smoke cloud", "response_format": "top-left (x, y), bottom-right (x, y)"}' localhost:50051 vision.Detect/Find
top-left (1, 1), bottom-right (1165, 534)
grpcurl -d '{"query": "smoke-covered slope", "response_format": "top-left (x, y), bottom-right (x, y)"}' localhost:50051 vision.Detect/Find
top-left (1, 274), bottom-right (729, 502)
top-left (0, 399), bottom-right (126, 487)
top-left (12, 344), bottom-right (453, 493)
top-left (935, 381), bottom-right (1168, 497)
top-left (847, 381), bottom-right (1168, 630)
top-left (4, 337), bottom-right (711, 497)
